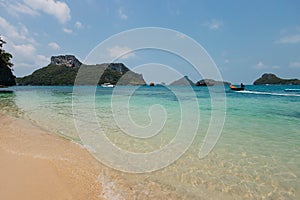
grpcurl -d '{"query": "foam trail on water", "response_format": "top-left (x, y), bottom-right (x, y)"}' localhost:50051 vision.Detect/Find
top-left (237, 90), bottom-right (300, 97)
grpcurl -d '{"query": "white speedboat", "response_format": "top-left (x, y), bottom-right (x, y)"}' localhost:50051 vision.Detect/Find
top-left (101, 83), bottom-right (115, 88)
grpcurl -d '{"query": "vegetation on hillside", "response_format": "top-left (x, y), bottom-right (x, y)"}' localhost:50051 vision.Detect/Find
top-left (253, 73), bottom-right (300, 85)
top-left (17, 63), bottom-right (146, 86)
top-left (0, 36), bottom-right (16, 86)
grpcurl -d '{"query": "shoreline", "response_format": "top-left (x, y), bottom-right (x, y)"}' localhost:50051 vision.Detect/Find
top-left (1, 85), bottom-right (299, 199)
top-left (0, 114), bottom-right (104, 200)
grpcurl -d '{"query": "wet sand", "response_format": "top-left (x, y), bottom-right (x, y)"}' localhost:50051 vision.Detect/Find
top-left (0, 115), bottom-right (103, 200)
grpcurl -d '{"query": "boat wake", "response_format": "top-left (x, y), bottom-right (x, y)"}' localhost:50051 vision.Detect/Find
top-left (236, 90), bottom-right (300, 97)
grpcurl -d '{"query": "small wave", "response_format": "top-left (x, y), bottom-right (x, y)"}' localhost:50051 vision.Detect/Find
top-left (284, 89), bottom-right (300, 92)
top-left (236, 90), bottom-right (300, 97)
top-left (98, 172), bottom-right (125, 200)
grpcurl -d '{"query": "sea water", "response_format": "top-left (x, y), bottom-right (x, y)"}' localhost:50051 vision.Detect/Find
top-left (0, 85), bottom-right (299, 199)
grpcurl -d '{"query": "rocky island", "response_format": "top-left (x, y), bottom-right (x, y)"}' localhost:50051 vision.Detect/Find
top-left (253, 73), bottom-right (300, 85)
top-left (17, 55), bottom-right (146, 86)
top-left (169, 76), bottom-right (195, 86)
top-left (169, 76), bottom-right (231, 86)
top-left (195, 79), bottom-right (231, 86)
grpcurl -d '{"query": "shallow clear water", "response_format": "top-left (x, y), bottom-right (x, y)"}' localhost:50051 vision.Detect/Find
top-left (1, 85), bottom-right (299, 199)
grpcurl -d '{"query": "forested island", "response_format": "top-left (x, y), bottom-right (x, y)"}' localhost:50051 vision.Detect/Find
top-left (1, 37), bottom-right (300, 87)
top-left (253, 73), bottom-right (300, 85)
top-left (16, 55), bottom-right (146, 86)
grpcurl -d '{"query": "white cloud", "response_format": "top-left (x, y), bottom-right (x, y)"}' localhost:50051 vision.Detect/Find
top-left (108, 46), bottom-right (135, 59)
top-left (254, 61), bottom-right (280, 69)
top-left (75, 21), bottom-right (83, 29)
top-left (12, 43), bottom-right (36, 57)
top-left (0, 16), bottom-right (49, 74)
top-left (0, 16), bottom-right (26, 41)
top-left (24, 0), bottom-right (71, 24)
top-left (206, 19), bottom-right (223, 30)
top-left (118, 8), bottom-right (128, 20)
top-left (35, 55), bottom-right (49, 66)
top-left (0, 1), bottom-right (39, 16)
top-left (275, 26), bottom-right (300, 44)
top-left (0, 16), bottom-right (36, 46)
top-left (0, 0), bottom-right (71, 24)
top-left (290, 61), bottom-right (300, 68)
top-left (15, 55), bottom-right (49, 68)
top-left (12, 2), bottom-right (38, 15)
top-left (63, 28), bottom-right (73, 34)
top-left (276, 34), bottom-right (300, 44)
top-left (0, 17), bottom-right (34, 62)
top-left (48, 42), bottom-right (60, 50)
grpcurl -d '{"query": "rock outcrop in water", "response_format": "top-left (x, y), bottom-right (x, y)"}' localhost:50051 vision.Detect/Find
top-left (196, 79), bottom-right (231, 86)
top-left (169, 76), bottom-right (231, 86)
top-left (169, 76), bottom-right (195, 86)
top-left (253, 73), bottom-right (300, 85)
top-left (17, 55), bottom-right (146, 86)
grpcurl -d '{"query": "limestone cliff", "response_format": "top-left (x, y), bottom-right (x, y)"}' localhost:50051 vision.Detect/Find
top-left (51, 55), bottom-right (82, 68)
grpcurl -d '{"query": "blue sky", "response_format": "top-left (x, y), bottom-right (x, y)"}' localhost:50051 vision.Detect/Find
top-left (0, 0), bottom-right (300, 84)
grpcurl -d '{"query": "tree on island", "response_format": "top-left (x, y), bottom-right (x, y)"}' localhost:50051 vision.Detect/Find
top-left (0, 36), bottom-right (16, 86)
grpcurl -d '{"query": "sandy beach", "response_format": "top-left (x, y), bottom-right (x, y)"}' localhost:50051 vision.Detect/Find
top-left (0, 114), bottom-right (103, 200)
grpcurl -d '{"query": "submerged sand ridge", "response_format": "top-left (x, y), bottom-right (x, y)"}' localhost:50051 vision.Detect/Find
top-left (0, 114), bottom-right (103, 200)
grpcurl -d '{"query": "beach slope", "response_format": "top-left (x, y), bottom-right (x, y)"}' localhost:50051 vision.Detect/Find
top-left (0, 115), bottom-right (103, 200)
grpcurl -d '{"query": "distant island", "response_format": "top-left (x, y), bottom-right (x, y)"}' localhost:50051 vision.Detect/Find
top-left (10, 55), bottom-right (300, 87)
top-left (195, 79), bottom-right (231, 86)
top-left (17, 55), bottom-right (146, 86)
top-left (169, 76), bottom-right (195, 86)
top-left (169, 76), bottom-right (231, 86)
top-left (253, 73), bottom-right (300, 85)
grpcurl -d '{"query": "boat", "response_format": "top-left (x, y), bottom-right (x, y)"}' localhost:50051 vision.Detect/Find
top-left (230, 84), bottom-right (245, 91)
top-left (101, 83), bottom-right (115, 88)
top-left (0, 90), bottom-right (14, 93)
top-left (0, 85), bottom-right (14, 93)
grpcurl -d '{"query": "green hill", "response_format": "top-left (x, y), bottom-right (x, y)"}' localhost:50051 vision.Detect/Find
top-left (253, 73), bottom-right (300, 85)
top-left (16, 55), bottom-right (146, 86)
top-left (17, 64), bottom-right (77, 85)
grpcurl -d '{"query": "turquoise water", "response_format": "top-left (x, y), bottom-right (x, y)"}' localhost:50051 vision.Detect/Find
top-left (1, 85), bottom-right (299, 199)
